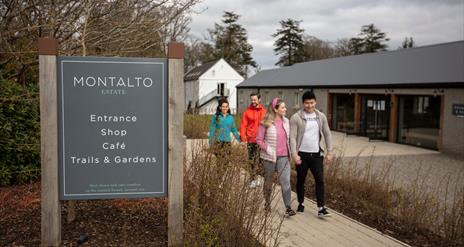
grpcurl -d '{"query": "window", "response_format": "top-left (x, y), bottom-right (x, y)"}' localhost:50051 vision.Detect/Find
top-left (398, 95), bottom-right (440, 149)
top-left (217, 83), bottom-right (225, 96)
top-left (333, 94), bottom-right (355, 133)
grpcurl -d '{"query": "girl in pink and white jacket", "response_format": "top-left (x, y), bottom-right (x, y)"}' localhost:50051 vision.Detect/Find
top-left (256, 98), bottom-right (296, 216)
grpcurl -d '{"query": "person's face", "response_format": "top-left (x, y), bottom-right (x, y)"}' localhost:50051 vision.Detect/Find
top-left (303, 99), bottom-right (316, 113)
top-left (250, 95), bottom-right (259, 107)
top-left (220, 102), bottom-right (229, 114)
top-left (274, 102), bottom-right (287, 117)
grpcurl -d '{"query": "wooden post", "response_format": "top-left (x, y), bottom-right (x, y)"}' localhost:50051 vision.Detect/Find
top-left (388, 94), bottom-right (398, 143)
top-left (327, 92), bottom-right (333, 129)
top-left (39, 37), bottom-right (61, 246)
top-left (354, 93), bottom-right (362, 134)
top-left (168, 42), bottom-right (184, 247)
top-left (438, 95), bottom-right (445, 151)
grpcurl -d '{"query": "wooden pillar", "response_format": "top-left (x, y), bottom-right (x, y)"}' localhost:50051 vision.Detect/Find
top-left (168, 42), bottom-right (184, 247)
top-left (354, 93), bottom-right (362, 134)
top-left (327, 92), bottom-right (333, 129)
top-left (388, 94), bottom-right (398, 143)
top-left (438, 95), bottom-right (445, 151)
top-left (39, 37), bottom-right (61, 246)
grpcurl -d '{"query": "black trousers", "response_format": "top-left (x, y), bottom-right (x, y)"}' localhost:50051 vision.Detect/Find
top-left (296, 151), bottom-right (325, 207)
top-left (247, 143), bottom-right (261, 178)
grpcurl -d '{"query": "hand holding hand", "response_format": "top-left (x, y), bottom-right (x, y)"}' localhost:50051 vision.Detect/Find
top-left (293, 154), bottom-right (302, 165)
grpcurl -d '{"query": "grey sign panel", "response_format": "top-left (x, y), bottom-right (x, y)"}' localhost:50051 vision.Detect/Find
top-left (453, 104), bottom-right (464, 117)
top-left (58, 56), bottom-right (167, 200)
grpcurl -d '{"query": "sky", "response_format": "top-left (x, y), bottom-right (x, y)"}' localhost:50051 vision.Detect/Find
top-left (188, 0), bottom-right (464, 70)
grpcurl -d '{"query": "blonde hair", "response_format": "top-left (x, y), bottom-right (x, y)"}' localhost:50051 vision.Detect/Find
top-left (261, 98), bottom-right (284, 128)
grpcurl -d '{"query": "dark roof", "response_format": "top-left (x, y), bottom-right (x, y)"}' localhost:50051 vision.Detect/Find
top-left (184, 60), bottom-right (219, 81)
top-left (237, 41), bottom-right (464, 88)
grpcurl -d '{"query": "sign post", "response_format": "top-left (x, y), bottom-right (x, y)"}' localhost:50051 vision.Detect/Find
top-left (39, 38), bottom-right (182, 246)
top-left (39, 37), bottom-right (61, 246)
top-left (167, 42), bottom-right (184, 247)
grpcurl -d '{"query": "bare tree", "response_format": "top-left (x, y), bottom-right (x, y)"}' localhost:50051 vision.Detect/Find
top-left (0, 0), bottom-right (200, 84)
top-left (303, 35), bottom-right (336, 61)
top-left (184, 35), bottom-right (217, 72)
top-left (333, 38), bottom-right (352, 57)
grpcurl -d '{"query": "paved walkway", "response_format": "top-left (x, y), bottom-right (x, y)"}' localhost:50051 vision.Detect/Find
top-left (269, 189), bottom-right (408, 247)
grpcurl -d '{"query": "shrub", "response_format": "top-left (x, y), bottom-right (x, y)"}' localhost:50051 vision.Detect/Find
top-left (184, 140), bottom-right (282, 246)
top-left (0, 77), bottom-right (40, 185)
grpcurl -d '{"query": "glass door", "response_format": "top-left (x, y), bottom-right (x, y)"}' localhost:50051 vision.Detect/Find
top-left (361, 95), bottom-right (390, 140)
top-left (397, 95), bottom-right (440, 149)
top-left (332, 94), bottom-right (355, 133)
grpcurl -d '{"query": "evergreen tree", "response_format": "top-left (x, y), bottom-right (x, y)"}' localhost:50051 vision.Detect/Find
top-left (349, 24), bottom-right (390, 54)
top-left (401, 36), bottom-right (415, 48)
top-left (273, 19), bottom-right (305, 66)
top-left (209, 11), bottom-right (257, 77)
top-left (348, 37), bottom-right (364, 55)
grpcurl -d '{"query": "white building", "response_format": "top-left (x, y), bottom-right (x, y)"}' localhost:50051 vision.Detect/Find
top-left (184, 58), bottom-right (244, 114)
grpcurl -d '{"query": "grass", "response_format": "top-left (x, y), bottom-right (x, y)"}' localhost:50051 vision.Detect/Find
top-left (184, 114), bottom-right (211, 139)
top-left (184, 113), bottom-right (242, 140)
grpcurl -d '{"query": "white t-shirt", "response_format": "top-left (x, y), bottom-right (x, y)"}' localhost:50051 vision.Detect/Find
top-left (299, 111), bottom-right (320, 153)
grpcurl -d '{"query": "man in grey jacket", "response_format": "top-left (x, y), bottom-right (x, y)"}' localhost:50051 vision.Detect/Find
top-left (290, 91), bottom-right (333, 217)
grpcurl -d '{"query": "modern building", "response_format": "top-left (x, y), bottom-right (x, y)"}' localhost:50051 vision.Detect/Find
top-left (236, 41), bottom-right (464, 154)
top-left (184, 58), bottom-right (244, 114)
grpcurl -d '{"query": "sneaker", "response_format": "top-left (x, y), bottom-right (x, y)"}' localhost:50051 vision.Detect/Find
top-left (297, 204), bottom-right (305, 213)
top-left (318, 207), bottom-right (331, 217)
top-left (286, 207), bottom-right (296, 217)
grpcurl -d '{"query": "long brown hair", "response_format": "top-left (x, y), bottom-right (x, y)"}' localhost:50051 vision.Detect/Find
top-left (215, 98), bottom-right (230, 126)
top-left (261, 98), bottom-right (284, 128)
